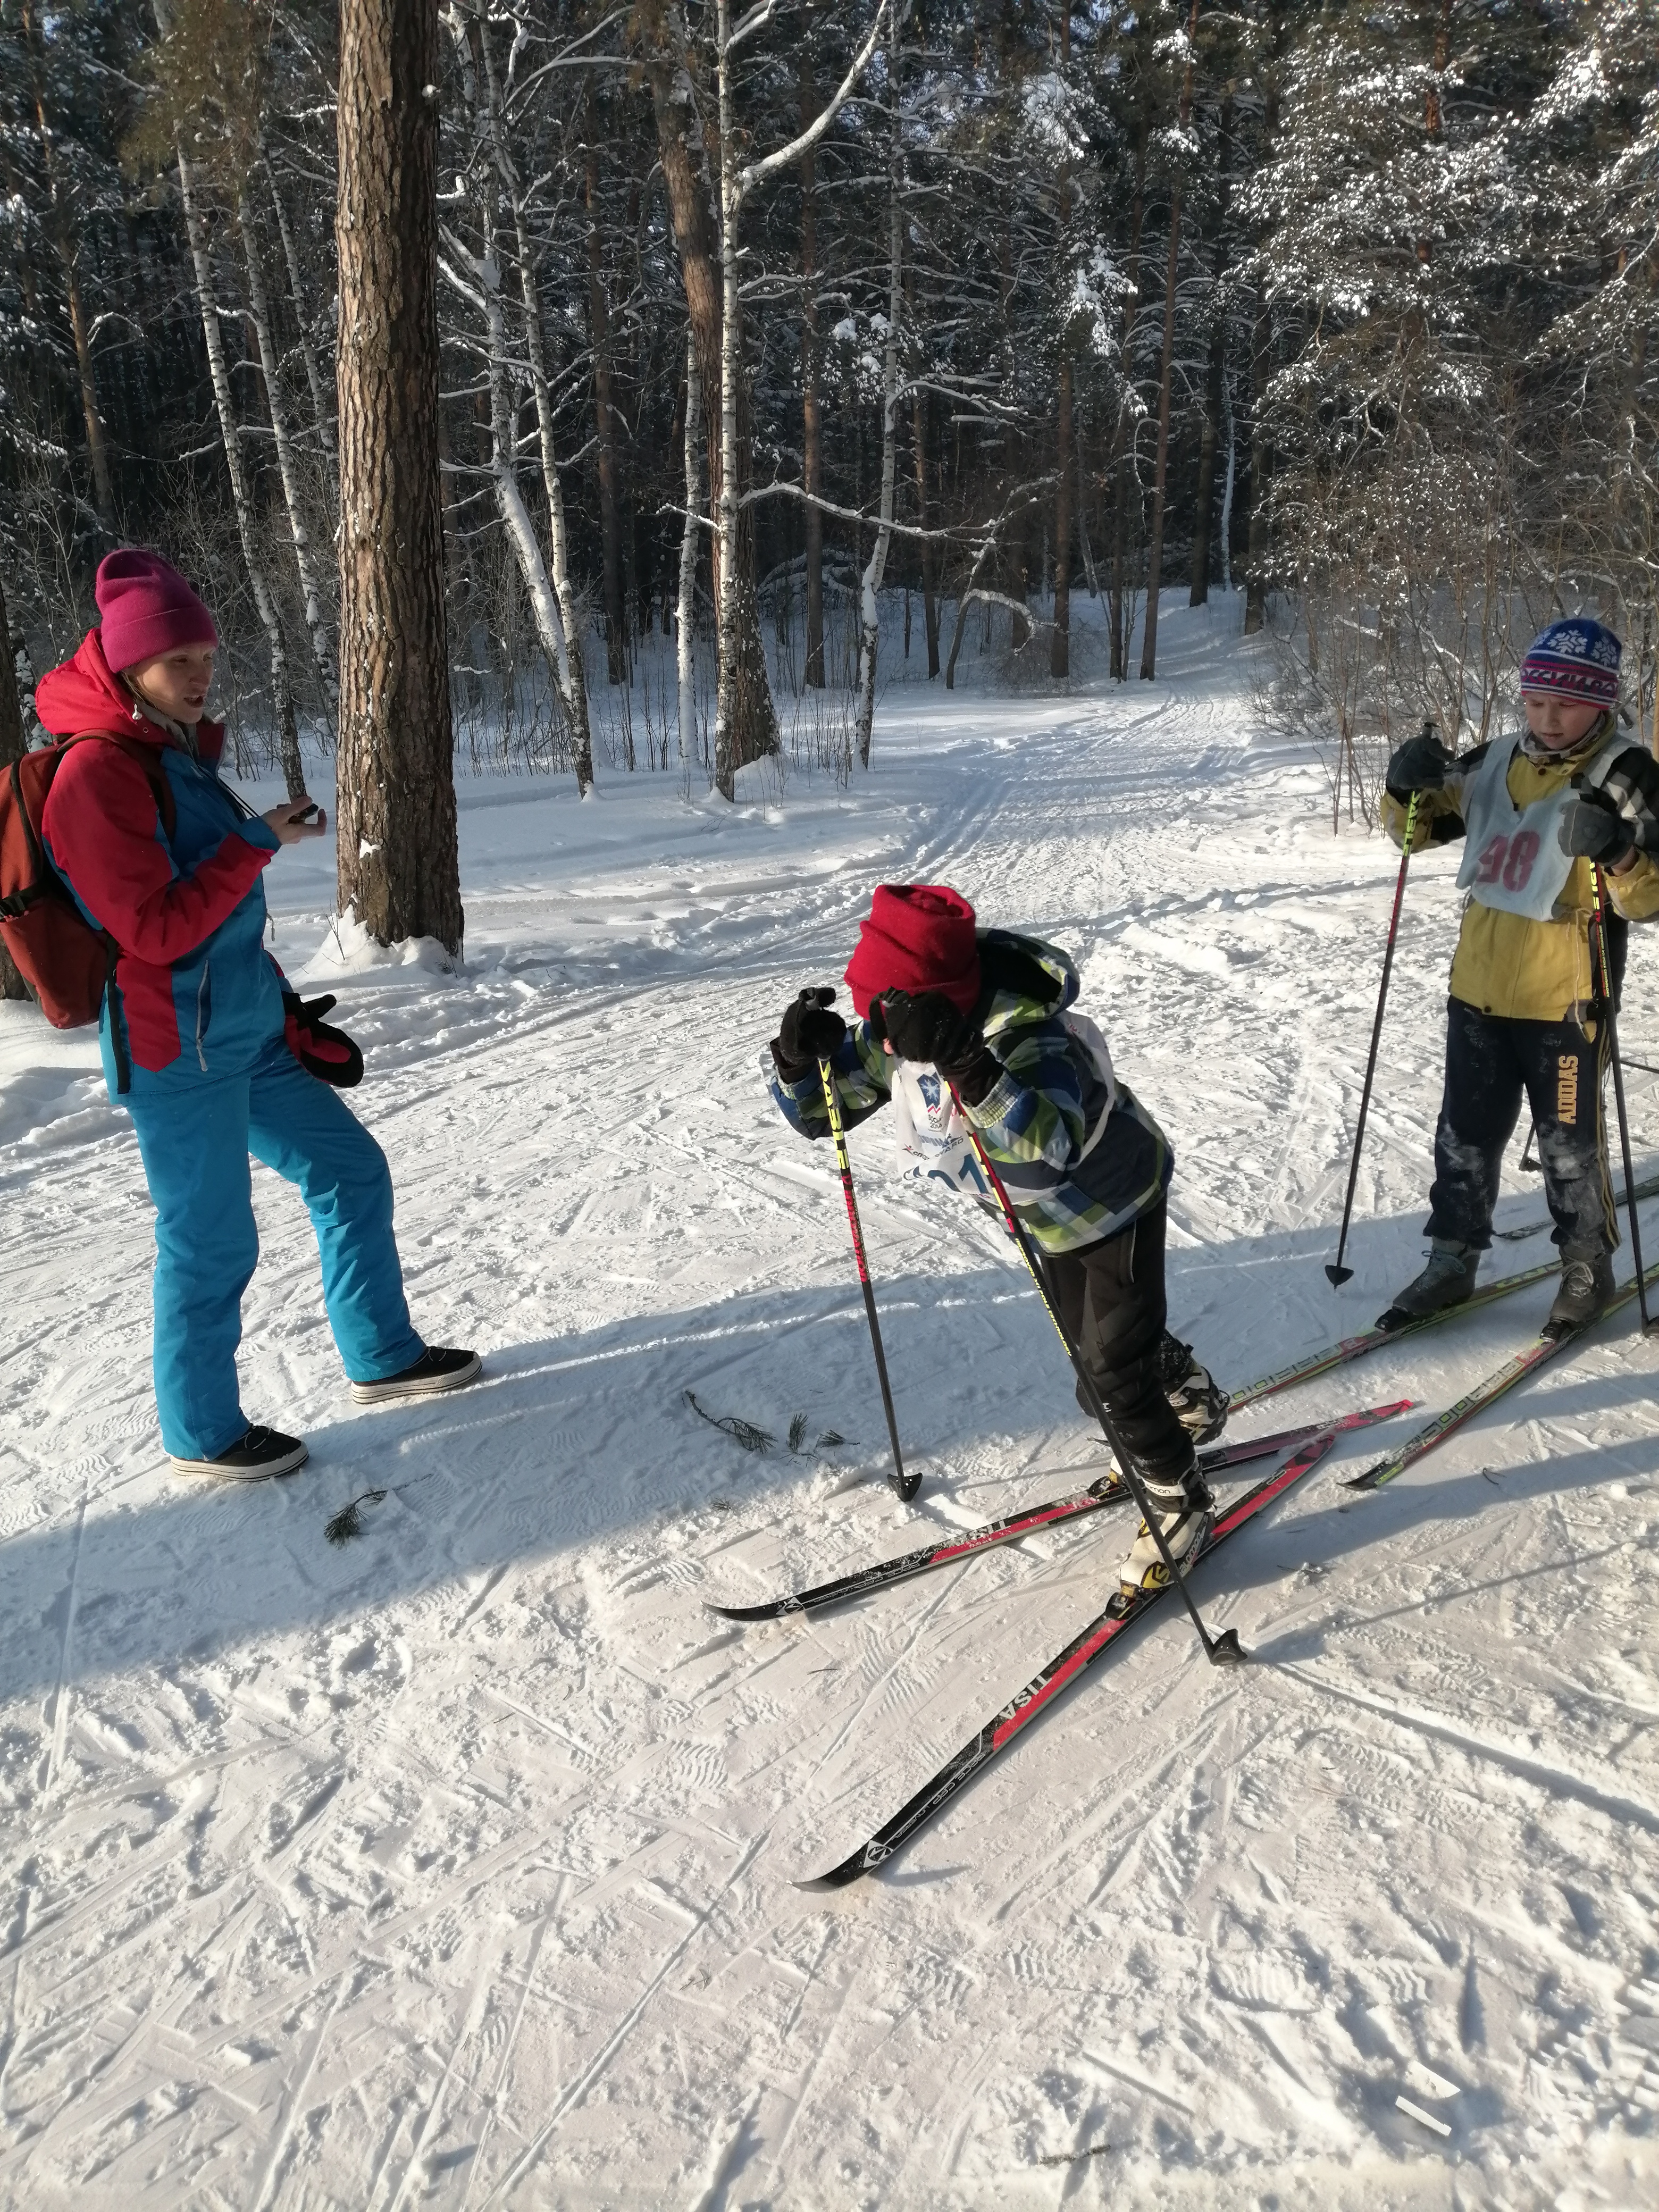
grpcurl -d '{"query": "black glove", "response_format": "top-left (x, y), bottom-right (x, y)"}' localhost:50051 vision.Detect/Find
top-left (872, 988), bottom-right (1002, 1103)
top-left (282, 990), bottom-right (364, 1087)
top-left (1559, 787), bottom-right (1637, 867)
top-left (771, 986), bottom-right (847, 1080)
top-left (1385, 730), bottom-right (1456, 797)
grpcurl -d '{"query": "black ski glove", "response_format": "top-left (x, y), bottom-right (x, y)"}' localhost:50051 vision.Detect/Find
top-left (282, 991), bottom-right (364, 1087)
top-left (1385, 730), bottom-right (1455, 799)
top-left (1559, 787), bottom-right (1638, 867)
top-left (771, 986), bottom-right (847, 1080)
top-left (872, 988), bottom-right (1002, 1104)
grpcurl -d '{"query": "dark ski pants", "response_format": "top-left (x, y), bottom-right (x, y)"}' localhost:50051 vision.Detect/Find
top-left (1426, 996), bottom-right (1616, 1259)
top-left (1041, 1198), bottom-right (1194, 1485)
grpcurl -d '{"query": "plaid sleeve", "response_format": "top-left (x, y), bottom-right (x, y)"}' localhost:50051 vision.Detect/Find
top-left (958, 1017), bottom-right (1090, 1202)
top-left (1599, 748), bottom-right (1659, 923)
top-left (766, 1020), bottom-right (893, 1139)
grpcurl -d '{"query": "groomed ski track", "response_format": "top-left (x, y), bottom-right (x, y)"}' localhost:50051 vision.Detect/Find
top-left (3, 598), bottom-right (1658, 2207)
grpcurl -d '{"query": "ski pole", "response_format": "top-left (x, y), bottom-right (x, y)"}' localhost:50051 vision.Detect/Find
top-left (948, 1090), bottom-right (1244, 1668)
top-left (1520, 1120), bottom-right (1541, 1172)
top-left (819, 1060), bottom-right (918, 1501)
top-left (1590, 867), bottom-right (1655, 1335)
top-left (1327, 782), bottom-right (1422, 1285)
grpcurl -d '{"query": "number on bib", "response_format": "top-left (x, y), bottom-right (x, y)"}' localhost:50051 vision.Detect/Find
top-left (1502, 831), bottom-right (1539, 891)
top-left (1473, 830), bottom-right (1539, 894)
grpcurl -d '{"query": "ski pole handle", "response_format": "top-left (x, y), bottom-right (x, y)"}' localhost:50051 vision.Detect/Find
top-left (819, 1059), bottom-right (916, 1499)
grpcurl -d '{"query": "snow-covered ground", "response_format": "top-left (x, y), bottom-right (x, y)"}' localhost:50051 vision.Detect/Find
top-left (3, 598), bottom-right (1658, 2209)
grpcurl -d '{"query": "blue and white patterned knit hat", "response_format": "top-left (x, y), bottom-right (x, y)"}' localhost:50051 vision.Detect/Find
top-left (1520, 617), bottom-right (1622, 705)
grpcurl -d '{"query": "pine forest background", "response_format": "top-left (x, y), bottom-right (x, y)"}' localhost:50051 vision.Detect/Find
top-left (4, 0), bottom-right (1659, 826)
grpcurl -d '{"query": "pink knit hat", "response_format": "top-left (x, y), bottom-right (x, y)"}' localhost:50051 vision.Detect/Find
top-left (95, 550), bottom-right (218, 673)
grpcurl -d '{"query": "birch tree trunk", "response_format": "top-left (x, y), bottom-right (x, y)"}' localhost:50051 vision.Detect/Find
top-left (474, 2), bottom-right (593, 790)
top-left (585, 134), bottom-right (628, 683)
top-left (175, 145), bottom-right (305, 795)
top-left (335, 0), bottom-right (463, 953)
top-left (1139, 0), bottom-right (1200, 683)
top-left (1051, 1), bottom-right (1073, 680)
top-left (237, 188), bottom-right (339, 730)
top-left (261, 146), bottom-right (336, 463)
top-left (646, 9), bottom-right (778, 792)
top-left (854, 0), bottom-right (903, 769)
top-left (23, 0), bottom-right (115, 529)
top-left (800, 41), bottom-right (825, 690)
top-left (1188, 88), bottom-right (1233, 606)
top-left (1109, 107), bottom-right (1149, 681)
top-left (678, 331), bottom-right (702, 759)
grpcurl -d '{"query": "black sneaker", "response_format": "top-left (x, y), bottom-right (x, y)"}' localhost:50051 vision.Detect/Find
top-left (1544, 1254), bottom-right (1614, 1339)
top-left (350, 1346), bottom-right (482, 1405)
top-left (171, 1426), bottom-right (309, 1481)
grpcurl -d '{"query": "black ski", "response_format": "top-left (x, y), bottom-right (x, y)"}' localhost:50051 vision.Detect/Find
top-left (1346, 1258), bottom-right (1659, 1491)
top-left (797, 1400), bottom-right (1412, 1889)
top-left (710, 1414), bottom-right (1349, 1623)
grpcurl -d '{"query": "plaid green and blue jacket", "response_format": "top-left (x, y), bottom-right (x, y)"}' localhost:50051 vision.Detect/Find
top-left (768, 929), bottom-right (1172, 1254)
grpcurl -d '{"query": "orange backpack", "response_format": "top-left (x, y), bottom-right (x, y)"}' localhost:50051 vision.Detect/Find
top-left (0, 735), bottom-right (175, 1028)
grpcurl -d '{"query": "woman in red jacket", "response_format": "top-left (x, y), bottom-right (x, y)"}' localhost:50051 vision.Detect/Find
top-left (36, 550), bottom-right (479, 1479)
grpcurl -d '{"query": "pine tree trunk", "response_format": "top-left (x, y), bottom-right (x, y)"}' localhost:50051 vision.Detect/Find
top-left (0, 567), bottom-right (29, 1002)
top-left (175, 145), bottom-right (305, 795)
top-left (238, 188), bottom-right (339, 728)
top-left (586, 137), bottom-right (628, 684)
top-left (800, 44), bottom-right (825, 690)
top-left (334, 0), bottom-right (463, 954)
top-left (1052, 355), bottom-right (1073, 677)
top-left (1188, 320), bottom-right (1223, 606)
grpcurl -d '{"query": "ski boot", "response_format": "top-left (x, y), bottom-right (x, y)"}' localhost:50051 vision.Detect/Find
top-left (1544, 1251), bottom-right (1614, 1339)
top-left (1157, 1332), bottom-right (1228, 1444)
top-left (1117, 1464), bottom-right (1214, 1594)
top-left (171, 1426), bottom-right (308, 1481)
top-left (1376, 1239), bottom-right (1479, 1331)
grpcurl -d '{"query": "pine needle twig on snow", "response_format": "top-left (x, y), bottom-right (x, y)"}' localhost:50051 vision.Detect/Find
top-left (325, 1488), bottom-right (388, 1545)
top-left (682, 1390), bottom-right (773, 1454)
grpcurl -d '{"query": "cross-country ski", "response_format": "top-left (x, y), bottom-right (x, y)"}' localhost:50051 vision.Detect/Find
top-left (799, 1404), bottom-right (1412, 1890)
top-left (709, 1410), bottom-right (1376, 1621)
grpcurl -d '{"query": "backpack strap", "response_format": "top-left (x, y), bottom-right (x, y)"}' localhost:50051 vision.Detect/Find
top-left (60, 732), bottom-right (178, 842)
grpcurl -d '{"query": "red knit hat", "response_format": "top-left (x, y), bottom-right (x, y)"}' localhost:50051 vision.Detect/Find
top-left (844, 884), bottom-right (981, 1017)
top-left (95, 549), bottom-right (218, 673)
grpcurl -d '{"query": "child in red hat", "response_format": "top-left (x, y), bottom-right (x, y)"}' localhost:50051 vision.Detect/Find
top-left (769, 884), bottom-right (1225, 1591)
top-left (31, 549), bottom-right (480, 1480)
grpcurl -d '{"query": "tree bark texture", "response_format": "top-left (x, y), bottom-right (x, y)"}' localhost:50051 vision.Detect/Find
top-left (334, 0), bottom-right (463, 954)
top-left (1109, 108), bottom-right (1149, 680)
top-left (1189, 88), bottom-right (1233, 606)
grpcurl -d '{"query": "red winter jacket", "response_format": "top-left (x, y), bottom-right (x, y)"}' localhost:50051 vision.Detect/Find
top-left (36, 632), bottom-right (281, 1078)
